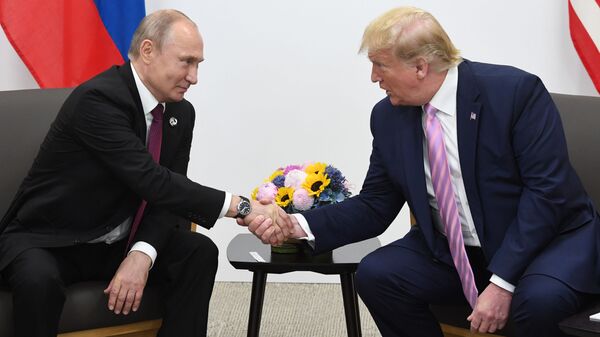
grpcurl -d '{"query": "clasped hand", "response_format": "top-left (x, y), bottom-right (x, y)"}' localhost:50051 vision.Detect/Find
top-left (236, 199), bottom-right (294, 245)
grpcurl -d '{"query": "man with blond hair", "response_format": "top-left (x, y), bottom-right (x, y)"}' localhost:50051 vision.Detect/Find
top-left (0, 9), bottom-right (291, 337)
top-left (248, 6), bottom-right (600, 337)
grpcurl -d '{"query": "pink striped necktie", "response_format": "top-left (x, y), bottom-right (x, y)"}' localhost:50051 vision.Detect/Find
top-left (424, 103), bottom-right (478, 309)
top-left (126, 104), bottom-right (164, 250)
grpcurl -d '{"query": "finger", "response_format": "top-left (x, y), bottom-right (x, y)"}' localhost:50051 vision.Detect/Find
top-left (103, 279), bottom-right (114, 295)
top-left (487, 322), bottom-right (498, 333)
top-left (248, 215), bottom-right (266, 232)
top-left (270, 226), bottom-right (284, 245)
top-left (132, 289), bottom-right (144, 312)
top-left (107, 282), bottom-right (121, 311)
top-left (498, 321), bottom-right (506, 330)
top-left (236, 218), bottom-right (245, 226)
top-left (477, 320), bottom-right (491, 334)
top-left (259, 199), bottom-right (271, 205)
top-left (262, 226), bottom-right (277, 245)
top-left (254, 218), bottom-right (272, 237)
top-left (122, 289), bottom-right (136, 315)
top-left (114, 287), bottom-right (129, 314)
top-left (279, 209), bottom-right (294, 231)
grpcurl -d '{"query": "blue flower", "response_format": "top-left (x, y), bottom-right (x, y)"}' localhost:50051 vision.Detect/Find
top-left (325, 165), bottom-right (346, 191)
top-left (272, 175), bottom-right (285, 188)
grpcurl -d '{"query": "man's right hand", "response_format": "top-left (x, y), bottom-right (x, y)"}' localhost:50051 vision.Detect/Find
top-left (238, 200), bottom-right (306, 245)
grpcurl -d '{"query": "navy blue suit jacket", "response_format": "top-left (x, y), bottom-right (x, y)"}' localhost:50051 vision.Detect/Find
top-left (303, 60), bottom-right (600, 293)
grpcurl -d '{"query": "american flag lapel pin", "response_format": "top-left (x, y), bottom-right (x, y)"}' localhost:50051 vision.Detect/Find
top-left (470, 112), bottom-right (477, 121)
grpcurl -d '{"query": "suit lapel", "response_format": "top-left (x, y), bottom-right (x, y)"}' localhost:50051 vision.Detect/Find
top-left (456, 61), bottom-right (485, 238)
top-left (161, 103), bottom-right (184, 164)
top-left (118, 62), bottom-right (147, 142)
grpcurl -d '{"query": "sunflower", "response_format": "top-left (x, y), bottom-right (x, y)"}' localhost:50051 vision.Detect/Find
top-left (250, 187), bottom-right (259, 200)
top-left (275, 186), bottom-right (294, 208)
top-left (304, 162), bottom-right (327, 175)
top-left (267, 169), bottom-right (284, 182)
top-left (303, 172), bottom-right (330, 197)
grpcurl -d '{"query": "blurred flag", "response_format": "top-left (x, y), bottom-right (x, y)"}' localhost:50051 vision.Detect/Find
top-left (0, 0), bottom-right (145, 88)
top-left (569, 0), bottom-right (600, 93)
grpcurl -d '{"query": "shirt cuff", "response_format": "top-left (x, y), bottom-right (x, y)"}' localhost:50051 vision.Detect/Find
top-left (291, 213), bottom-right (315, 249)
top-left (218, 192), bottom-right (232, 219)
top-left (490, 274), bottom-right (515, 293)
top-left (129, 241), bottom-right (157, 269)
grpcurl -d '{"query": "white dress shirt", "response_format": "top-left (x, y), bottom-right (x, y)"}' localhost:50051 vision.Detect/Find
top-left (294, 65), bottom-right (514, 292)
top-left (89, 63), bottom-right (232, 267)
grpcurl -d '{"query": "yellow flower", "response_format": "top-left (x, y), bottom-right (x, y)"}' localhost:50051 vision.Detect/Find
top-left (304, 162), bottom-right (327, 175)
top-left (250, 187), bottom-right (258, 200)
top-left (275, 187), bottom-right (294, 208)
top-left (303, 172), bottom-right (330, 197)
top-left (267, 169), bottom-right (284, 182)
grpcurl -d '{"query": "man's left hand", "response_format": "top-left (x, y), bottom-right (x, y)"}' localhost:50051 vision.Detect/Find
top-left (467, 283), bottom-right (512, 334)
top-left (103, 251), bottom-right (151, 315)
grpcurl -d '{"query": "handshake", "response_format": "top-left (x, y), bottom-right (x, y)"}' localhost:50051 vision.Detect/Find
top-left (234, 197), bottom-right (304, 246)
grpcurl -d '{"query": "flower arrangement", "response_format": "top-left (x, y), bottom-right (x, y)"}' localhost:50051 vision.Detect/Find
top-left (252, 162), bottom-right (352, 213)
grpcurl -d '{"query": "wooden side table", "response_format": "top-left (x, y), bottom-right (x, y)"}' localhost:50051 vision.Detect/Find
top-left (227, 234), bottom-right (381, 337)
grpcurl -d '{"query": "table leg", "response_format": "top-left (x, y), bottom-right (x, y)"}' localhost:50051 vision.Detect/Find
top-left (340, 272), bottom-right (362, 337)
top-left (247, 271), bottom-right (267, 337)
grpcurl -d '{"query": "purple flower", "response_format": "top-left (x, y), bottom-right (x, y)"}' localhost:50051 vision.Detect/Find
top-left (272, 175), bottom-right (285, 188)
top-left (283, 165), bottom-right (303, 175)
top-left (293, 188), bottom-right (314, 211)
top-left (256, 182), bottom-right (278, 203)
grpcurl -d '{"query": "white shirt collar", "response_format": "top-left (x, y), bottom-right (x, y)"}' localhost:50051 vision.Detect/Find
top-left (426, 65), bottom-right (458, 116)
top-left (130, 63), bottom-right (165, 114)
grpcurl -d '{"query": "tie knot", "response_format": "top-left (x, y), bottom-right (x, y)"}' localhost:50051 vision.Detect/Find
top-left (424, 103), bottom-right (438, 116)
top-left (151, 104), bottom-right (164, 122)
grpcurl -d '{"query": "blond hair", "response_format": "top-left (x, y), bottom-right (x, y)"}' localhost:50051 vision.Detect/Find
top-left (359, 7), bottom-right (461, 71)
top-left (128, 9), bottom-right (196, 60)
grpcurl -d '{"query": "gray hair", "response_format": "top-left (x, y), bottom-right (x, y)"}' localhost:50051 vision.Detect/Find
top-left (128, 9), bottom-right (196, 60)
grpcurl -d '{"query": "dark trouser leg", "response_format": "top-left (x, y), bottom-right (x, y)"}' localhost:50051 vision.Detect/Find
top-left (153, 230), bottom-right (218, 337)
top-left (354, 238), bottom-right (468, 337)
top-left (3, 248), bottom-right (69, 337)
top-left (511, 274), bottom-right (587, 337)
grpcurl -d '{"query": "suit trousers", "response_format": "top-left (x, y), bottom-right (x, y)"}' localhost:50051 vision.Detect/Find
top-left (354, 232), bottom-right (588, 337)
top-left (2, 228), bottom-right (218, 337)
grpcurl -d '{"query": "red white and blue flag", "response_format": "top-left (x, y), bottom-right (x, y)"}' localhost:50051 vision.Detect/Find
top-left (569, 0), bottom-right (600, 93)
top-left (0, 0), bottom-right (145, 88)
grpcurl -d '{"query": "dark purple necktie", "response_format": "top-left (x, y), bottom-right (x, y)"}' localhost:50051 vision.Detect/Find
top-left (126, 104), bottom-right (164, 250)
top-left (424, 103), bottom-right (478, 308)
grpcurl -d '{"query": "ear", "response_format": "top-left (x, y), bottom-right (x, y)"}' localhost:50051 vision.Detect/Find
top-left (414, 57), bottom-right (429, 80)
top-left (139, 39), bottom-right (154, 65)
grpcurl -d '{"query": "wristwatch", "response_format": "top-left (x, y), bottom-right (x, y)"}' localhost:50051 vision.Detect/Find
top-left (235, 196), bottom-right (252, 219)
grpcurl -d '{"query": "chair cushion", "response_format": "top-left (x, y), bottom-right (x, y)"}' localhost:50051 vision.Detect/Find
top-left (0, 280), bottom-right (162, 336)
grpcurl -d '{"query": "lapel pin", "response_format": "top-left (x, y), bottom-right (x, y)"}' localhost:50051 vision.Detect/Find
top-left (169, 117), bottom-right (178, 127)
top-left (470, 112), bottom-right (477, 121)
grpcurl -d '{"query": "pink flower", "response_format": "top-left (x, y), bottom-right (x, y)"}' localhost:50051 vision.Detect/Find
top-left (283, 165), bottom-right (303, 175)
top-left (284, 169), bottom-right (308, 189)
top-left (293, 188), bottom-right (314, 211)
top-left (256, 182), bottom-right (278, 203)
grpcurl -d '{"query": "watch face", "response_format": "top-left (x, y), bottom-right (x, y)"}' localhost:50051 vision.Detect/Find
top-left (238, 200), bottom-right (251, 216)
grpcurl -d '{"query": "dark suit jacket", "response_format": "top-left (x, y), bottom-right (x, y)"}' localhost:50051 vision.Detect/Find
top-left (303, 60), bottom-right (600, 293)
top-left (0, 63), bottom-right (225, 270)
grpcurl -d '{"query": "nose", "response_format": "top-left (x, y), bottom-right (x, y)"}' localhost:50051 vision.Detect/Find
top-left (371, 65), bottom-right (381, 83)
top-left (186, 64), bottom-right (198, 85)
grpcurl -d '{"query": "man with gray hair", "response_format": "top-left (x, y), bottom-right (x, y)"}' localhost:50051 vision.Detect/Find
top-left (0, 9), bottom-right (291, 337)
top-left (248, 6), bottom-right (600, 337)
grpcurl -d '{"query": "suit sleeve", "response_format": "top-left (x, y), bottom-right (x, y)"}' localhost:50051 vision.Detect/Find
top-left (487, 75), bottom-right (580, 284)
top-left (69, 90), bottom-right (225, 227)
top-left (303, 107), bottom-right (405, 253)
